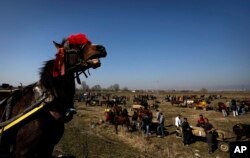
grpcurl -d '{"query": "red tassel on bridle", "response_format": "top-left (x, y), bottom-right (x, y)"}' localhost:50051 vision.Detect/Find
top-left (52, 48), bottom-right (65, 77)
top-left (52, 33), bottom-right (90, 77)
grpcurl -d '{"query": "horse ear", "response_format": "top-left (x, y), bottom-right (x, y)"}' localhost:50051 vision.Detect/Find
top-left (53, 41), bottom-right (62, 49)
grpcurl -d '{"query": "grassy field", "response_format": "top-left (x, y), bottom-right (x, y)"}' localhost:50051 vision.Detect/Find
top-left (53, 91), bottom-right (250, 158)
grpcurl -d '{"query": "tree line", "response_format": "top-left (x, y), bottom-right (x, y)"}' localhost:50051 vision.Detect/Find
top-left (80, 81), bottom-right (129, 92)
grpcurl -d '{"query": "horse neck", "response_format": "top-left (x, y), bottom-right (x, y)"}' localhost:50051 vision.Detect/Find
top-left (40, 60), bottom-right (76, 99)
top-left (39, 60), bottom-right (77, 116)
top-left (54, 74), bottom-right (75, 97)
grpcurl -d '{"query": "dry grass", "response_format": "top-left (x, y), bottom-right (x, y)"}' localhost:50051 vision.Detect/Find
top-left (53, 91), bottom-right (250, 158)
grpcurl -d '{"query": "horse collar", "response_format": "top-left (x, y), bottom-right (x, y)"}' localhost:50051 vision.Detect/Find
top-left (33, 82), bottom-right (53, 103)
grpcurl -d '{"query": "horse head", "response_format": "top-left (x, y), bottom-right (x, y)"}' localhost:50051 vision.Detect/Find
top-left (40, 33), bottom-right (107, 123)
top-left (52, 33), bottom-right (107, 77)
top-left (0, 33), bottom-right (107, 157)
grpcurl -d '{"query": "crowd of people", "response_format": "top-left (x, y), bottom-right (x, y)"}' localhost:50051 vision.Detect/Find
top-left (219, 99), bottom-right (248, 117)
top-left (104, 106), bottom-right (166, 138)
top-left (103, 98), bottom-right (248, 155)
top-left (104, 106), bottom-right (219, 154)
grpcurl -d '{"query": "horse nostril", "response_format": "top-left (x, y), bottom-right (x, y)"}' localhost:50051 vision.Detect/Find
top-left (102, 51), bottom-right (107, 57)
top-left (96, 45), bottom-right (107, 57)
top-left (97, 45), bottom-right (105, 51)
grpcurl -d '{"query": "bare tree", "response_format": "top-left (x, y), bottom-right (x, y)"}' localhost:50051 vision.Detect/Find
top-left (91, 85), bottom-right (101, 91)
top-left (200, 87), bottom-right (208, 92)
top-left (122, 86), bottom-right (129, 91)
top-left (108, 84), bottom-right (120, 91)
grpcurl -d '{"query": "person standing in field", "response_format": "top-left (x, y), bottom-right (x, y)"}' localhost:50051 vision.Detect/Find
top-left (142, 114), bottom-right (151, 137)
top-left (221, 103), bottom-right (228, 117)
top-left (175, 114), bottom-right (182, 137)
top-left (157, 112), bottom-right (165, 138)
top-left (225, 100), bottom-right (231, 113)
top-left (131, 111), bottom-right (138, 131)
top-left (231, 99), bottom-right (238, 117)
top-left (155, 109), bottom-right (160, 121)
top-left (204, 118), bottom-right (217, 154)
top-left (181, 117), bottom-right (192, 146)
top-left (141, 107), bottom-right (152, 137)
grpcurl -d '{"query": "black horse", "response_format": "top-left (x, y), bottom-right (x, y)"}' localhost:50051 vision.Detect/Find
top-left (0, 33), bottom-right (107, 157)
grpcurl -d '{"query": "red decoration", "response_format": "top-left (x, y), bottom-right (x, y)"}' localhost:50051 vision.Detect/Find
top-left (67, 33), bottom-right (90, 46)
top-left (52, 48), bottom-right (65, 77)
top-left (52, 33), bottom-right (90, 77)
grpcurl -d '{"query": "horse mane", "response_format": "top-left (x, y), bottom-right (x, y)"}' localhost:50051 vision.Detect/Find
top-left (39, 60), bottom-right (56, 95)
top-left (39, 59), bottom-right (76, 114)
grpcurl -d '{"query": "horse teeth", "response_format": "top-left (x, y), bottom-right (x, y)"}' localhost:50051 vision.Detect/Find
top-left (92, 59), bottom-right (99, 63)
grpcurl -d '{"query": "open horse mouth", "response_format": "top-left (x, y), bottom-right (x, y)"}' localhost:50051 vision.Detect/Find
top-left (86, 46), bottom-right (107, 69)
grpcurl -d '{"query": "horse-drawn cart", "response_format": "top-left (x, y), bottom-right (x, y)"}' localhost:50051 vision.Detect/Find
top-left (177, 125), bottom-right (229, 152)
top-left (177, 123), bottom-right (250, 152)
top-left (191, 126), bottom-right (230, 152)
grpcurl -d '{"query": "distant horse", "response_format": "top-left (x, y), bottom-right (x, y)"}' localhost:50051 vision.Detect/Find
top-left (0, 33), bottom-right (107, 157)
top-left (114, 115), bottom-right (130, 134)
top-left (108, 107), bottom-right (130, 134)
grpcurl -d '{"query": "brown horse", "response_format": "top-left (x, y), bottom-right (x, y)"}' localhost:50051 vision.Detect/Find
top-left (114, 115), bottom-right (130, 134)
top-left (0, 33), bottom-right (107, 157)
top-left (106, 106), bottom-right (130, 134)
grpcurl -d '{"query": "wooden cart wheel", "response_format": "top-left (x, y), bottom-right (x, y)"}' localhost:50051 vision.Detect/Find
top-left (218, 141), bottom-right (229, 152)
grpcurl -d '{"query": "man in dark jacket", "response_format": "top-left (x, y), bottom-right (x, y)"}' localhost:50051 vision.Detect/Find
top-left (131, 111), bottom-right (138, 131)
top-left (181, 117), bottom-right (192, 146)
top-left (142, 114), bottom-right (151, 137)
top-left (204, 118), bottom-right (217, 154)
top-left (231, 99), bottom-right (238, 117)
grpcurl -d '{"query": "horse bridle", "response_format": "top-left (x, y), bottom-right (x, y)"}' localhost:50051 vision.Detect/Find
top-left (63, 46), bottom-right (94, 84)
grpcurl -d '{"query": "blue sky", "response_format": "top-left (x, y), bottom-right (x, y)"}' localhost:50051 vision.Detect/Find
top-left (0, 0), bottom-right (250, 90)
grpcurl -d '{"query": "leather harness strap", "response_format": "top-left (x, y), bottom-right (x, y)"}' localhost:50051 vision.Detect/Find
top-left (0, 83), bottom-right (48, 133)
